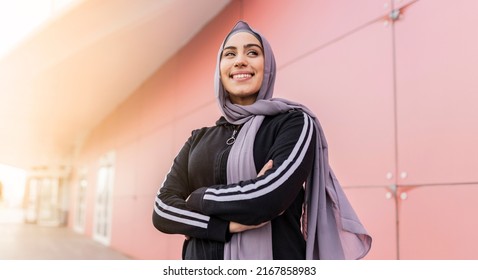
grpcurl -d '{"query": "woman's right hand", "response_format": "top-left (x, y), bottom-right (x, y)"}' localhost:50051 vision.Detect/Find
top-left (258, 159), bottom-right (273, 177)
top-left (229, 221), bottom-right (269, 233)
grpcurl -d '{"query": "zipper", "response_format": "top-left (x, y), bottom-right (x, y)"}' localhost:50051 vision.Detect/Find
top-left (226, 125), bottom-right (239, 145)
top-left (215, 124), bottom-right (238, 184)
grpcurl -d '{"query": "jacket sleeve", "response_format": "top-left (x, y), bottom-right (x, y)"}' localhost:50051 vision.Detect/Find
top-left (186, 111), bottom-right (316, 225)
top-left (152, 131), bottom-right (231, 242)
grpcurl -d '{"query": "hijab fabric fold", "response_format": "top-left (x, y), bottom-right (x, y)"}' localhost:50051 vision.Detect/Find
top-left (216, 21), bottom-right (372, 260)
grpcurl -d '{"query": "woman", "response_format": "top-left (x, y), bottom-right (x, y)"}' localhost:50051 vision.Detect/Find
top-left (152, 21), bottom-right (371, 260)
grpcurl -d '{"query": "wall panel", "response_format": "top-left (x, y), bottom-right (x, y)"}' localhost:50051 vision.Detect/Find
top-left (139, 57), bottom-right (179, 137)
top-left (114, 142), bottom-right (139, 197)
top-left (243, 0), bottom-right (392, 68)
top-left (344, 187), bottom-right (397, 259)
top-left (275, 22), bottom-right (395, 187)
top-left (136, 124), bottom-right (175, 198)
top-left (110, 196), bottom-right (134, 256)
top-left (171, 102), bottom-right (220, 153)
top-left (398, 184), bottom-right (478, 259)
top-left (395, 0), bottom-right (478, 185)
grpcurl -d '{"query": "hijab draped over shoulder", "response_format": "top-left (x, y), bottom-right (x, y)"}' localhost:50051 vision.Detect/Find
top-left (215, 21), bottom-right (372, 260)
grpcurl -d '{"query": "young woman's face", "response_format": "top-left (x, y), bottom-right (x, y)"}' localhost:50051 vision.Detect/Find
top-left (220, 32), bottom-right (264, 105)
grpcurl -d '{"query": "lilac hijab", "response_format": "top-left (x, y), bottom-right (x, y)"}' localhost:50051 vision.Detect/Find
top-left (215, 21), bottom-right (372, 259)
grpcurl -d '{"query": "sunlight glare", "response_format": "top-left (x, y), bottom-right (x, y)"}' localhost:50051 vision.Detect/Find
top-left (0, 0), bottom-right (79, 59)
top-left (0, 163), bottom-right (27, 207)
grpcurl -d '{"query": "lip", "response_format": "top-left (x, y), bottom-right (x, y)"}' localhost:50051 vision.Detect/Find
top-left (229, 71), bottom-right (255, 81)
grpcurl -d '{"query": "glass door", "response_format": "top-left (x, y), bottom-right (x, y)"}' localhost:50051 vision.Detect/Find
top-left (74, 168), bottom-right (87, 233)
top-left (93, 152), bottom-right (115, 245)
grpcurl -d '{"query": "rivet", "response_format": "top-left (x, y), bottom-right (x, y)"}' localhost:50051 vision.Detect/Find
top-left (389, 9), bottom-right (401, 21)
top-left (400, 192), bottom-right (408, 200)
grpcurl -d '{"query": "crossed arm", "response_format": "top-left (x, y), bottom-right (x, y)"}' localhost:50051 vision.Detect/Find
top-left (227, 159), bottom-right (273, 233)
top-left (153, 111), bottom-right (315, 242)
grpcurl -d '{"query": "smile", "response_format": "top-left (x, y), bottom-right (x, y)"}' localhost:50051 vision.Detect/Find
top-left (231, 73), bottom-right (253, 80)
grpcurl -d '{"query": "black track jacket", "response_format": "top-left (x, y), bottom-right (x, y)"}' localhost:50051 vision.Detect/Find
top-left (152, 110), bottom-right (316, 259)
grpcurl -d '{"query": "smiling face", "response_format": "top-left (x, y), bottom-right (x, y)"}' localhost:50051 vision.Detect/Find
top-left (220, 32), bottom-right (264, 105)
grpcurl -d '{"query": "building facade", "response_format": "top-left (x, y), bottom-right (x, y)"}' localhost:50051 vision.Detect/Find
top-left (59, 0), bottom-right (478, 259)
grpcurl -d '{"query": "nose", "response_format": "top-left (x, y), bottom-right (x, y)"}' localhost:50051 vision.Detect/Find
top-left (233, 54), bottom-right (247, 67)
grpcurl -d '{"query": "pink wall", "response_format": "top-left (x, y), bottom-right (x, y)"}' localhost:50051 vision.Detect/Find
top-left (71, 0), bottom-right (478, 259)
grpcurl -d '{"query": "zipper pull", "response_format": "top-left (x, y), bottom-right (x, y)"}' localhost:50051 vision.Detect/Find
top-left (226, 128), bottom-right (237, 145)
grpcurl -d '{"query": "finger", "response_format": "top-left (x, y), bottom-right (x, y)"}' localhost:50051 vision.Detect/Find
top-left (258, 160), bottom-right (273, 177)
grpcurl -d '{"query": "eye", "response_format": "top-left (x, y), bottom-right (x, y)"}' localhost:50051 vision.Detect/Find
top-left (247, 50), bottom-right (258, 56)
top-left (222, 51), bottom-right (236, 58)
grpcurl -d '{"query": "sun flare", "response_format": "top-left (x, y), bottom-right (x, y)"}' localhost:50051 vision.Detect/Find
top-left (0, 0), bottom-right (79, 59)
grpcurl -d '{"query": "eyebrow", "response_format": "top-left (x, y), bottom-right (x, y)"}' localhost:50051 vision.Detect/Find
top-left (223, 43), bottom-right (263, 51)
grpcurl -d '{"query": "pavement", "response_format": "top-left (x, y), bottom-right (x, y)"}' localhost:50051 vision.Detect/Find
top-left (0, 206), bottom-right (131, 260)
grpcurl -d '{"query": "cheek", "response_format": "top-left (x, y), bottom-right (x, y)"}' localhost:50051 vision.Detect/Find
top-left (219, 64), bottom-right (231, 90)
top-left (219, 65), bottom-right (225, 81)
top-left (219, 72), bottom-right (229, 85)
top-left (219, 61), bottom-right (230, 78)
top-left (254, 60), bottom-right (265, 83)
top-left (256, 67), bottom-right (265, 85)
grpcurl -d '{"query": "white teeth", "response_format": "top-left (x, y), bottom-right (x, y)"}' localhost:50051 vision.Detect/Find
top-left (233, 73), bottom-right (252, 79)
